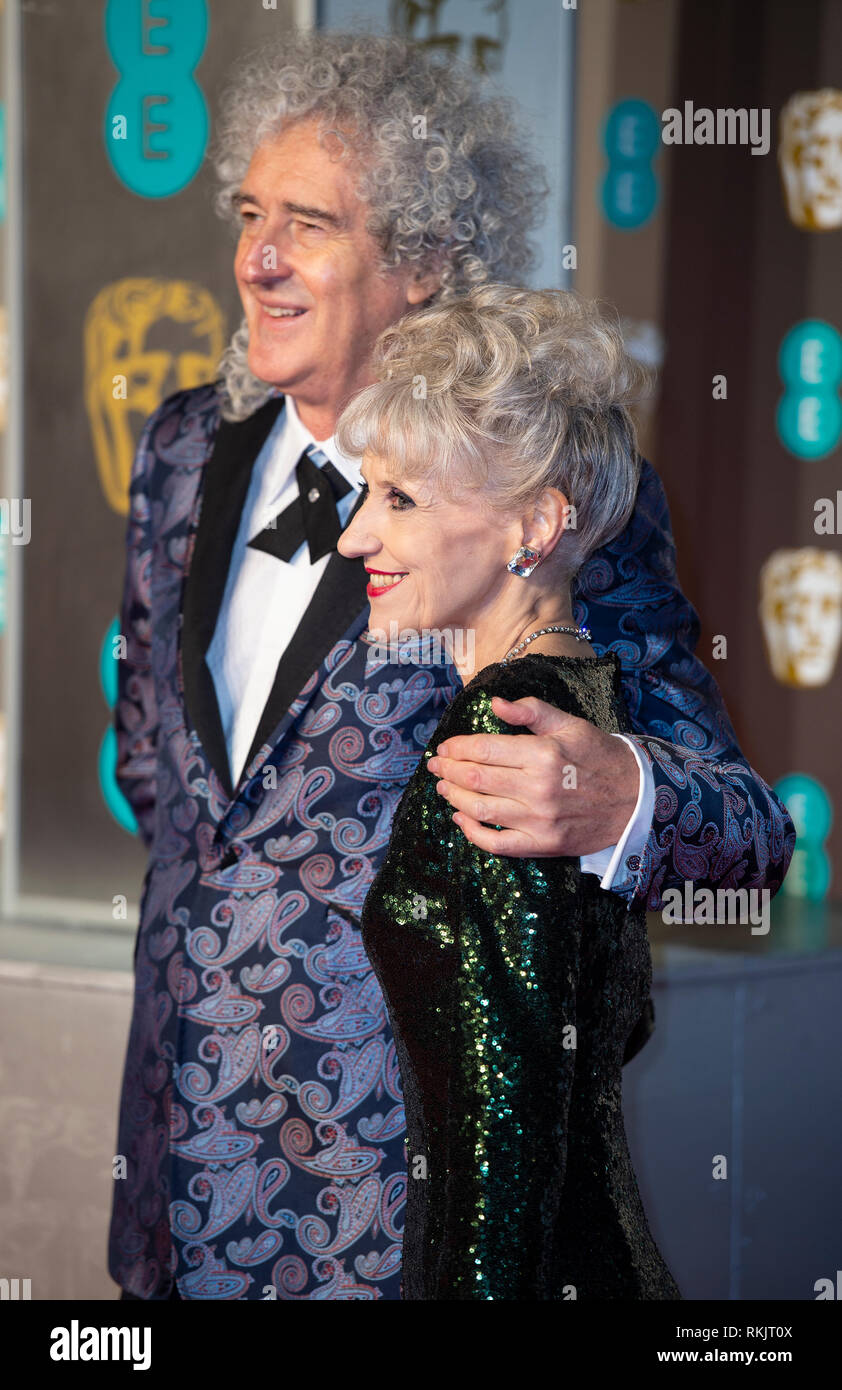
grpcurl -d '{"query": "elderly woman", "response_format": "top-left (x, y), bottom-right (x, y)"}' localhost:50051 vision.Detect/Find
top-left (336, 284), bottom-right (681, 1302)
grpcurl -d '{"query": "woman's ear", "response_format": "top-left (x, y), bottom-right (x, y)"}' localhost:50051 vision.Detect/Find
top-left (522, 487), bottom-right (572, 557)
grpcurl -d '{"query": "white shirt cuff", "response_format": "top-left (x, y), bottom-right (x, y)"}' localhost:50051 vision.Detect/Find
top-left (579, 734), bottom-right (655, 890)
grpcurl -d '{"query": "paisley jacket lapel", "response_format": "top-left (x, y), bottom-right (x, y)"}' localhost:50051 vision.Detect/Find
top-left (181, 395), bottom-right (285, 799)
top-left (181, 397), bottom-right (370, 802)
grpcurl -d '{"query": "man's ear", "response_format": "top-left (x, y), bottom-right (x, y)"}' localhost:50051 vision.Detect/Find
top-left (405, 257), bottom-right (444, 306)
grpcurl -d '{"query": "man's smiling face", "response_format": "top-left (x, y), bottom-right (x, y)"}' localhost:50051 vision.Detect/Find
top-left (233, 119), bottom-right (439, 439)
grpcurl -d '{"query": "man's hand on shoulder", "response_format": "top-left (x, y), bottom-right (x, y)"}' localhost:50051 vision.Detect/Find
top-left (425, 694), bottom-right (640, 858)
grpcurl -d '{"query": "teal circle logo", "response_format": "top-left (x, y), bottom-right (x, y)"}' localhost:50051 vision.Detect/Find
top-left (600, 99), bottom-right (660, 230)
top-left (775, 772), bottom-right (833, 901)
top-left (98, 617), bottom-right (138, 835)
top-left (776, 320), bottom-right (842, 459)
top-left (104, 0), bottom-right (209, 199)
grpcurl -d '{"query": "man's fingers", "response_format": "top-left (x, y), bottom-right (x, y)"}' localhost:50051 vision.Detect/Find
top-left (435, 780), bottom-right (530, 831)
top-left (432, 699), bottom-right (581, 767)
top-left (489, 695), bottom-right (580, 736)
top-left (449, 812), bottom-right (538, 857)
top-left (429, 757), bottom-right (528, 801)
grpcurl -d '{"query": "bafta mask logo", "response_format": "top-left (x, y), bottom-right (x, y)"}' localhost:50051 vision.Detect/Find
top-left (389, 0), bottom-right (509, 74)
top-left (84, 279), bottom-right (225, 514)
top-left (778, 88), bottom-right (842, 231)
top-left (619, 316), bottom-right (662, 459)
top-left (759, 547), bottom-right (842, 688)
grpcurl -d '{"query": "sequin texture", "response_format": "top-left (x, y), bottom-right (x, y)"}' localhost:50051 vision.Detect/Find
top-left (360, 651), bottom-right (682, 1300)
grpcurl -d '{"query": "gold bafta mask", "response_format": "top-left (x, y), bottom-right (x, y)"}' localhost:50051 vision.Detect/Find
top-left (389, 0), bottom-right (509, 74)
top-left (619, 317), bottom-right (663, 461)
top-left (84, 279), bottom-right (226, 515)
top-left (778, 89), bottom-right (842, 231)
top-left (759, 547), bottom-right (842, 688)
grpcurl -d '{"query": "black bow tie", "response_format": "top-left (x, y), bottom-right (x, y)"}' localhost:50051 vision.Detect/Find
top-left (247, 447), bottom-right (353, 565)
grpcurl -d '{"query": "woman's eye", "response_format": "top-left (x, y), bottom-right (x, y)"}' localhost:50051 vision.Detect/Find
top-left (388, 488), bottom-right (414, 510)
top-left (356, 482), bottom-right (413, 510)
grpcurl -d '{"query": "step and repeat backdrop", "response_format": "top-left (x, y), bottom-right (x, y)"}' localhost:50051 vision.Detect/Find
top-left (3, 0), bottom-right (574, 922)
top-left (1, 0), bottom-right (840, 923)
top-left (9, 0), bottom-right (297, 918)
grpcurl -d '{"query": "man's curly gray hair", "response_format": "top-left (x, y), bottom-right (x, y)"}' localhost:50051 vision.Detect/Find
top-left (212, 29), bottom-right (548, 420)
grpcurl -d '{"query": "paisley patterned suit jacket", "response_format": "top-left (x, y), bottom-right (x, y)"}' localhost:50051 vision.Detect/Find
top-left (108, 384), bottom-right (794, 1300)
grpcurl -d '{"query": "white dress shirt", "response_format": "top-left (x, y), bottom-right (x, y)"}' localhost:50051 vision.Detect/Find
top-left (206, 395), bottom-right (655, 890)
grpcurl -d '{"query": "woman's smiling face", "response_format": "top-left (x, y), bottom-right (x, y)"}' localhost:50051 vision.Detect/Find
top-left (337, 451), bottom-right (520, 636)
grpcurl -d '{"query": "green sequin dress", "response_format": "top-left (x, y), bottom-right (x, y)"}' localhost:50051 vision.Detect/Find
top-left (360, 650), bottom-right (682, 1301)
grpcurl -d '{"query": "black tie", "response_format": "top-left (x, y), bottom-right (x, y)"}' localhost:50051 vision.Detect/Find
top-left (247, 446), bottom-right (353, 565)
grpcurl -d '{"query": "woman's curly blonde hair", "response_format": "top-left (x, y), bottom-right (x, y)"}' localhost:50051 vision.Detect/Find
top-left (335, 284), bottom-right (650, 579)
top-left (212, 29), bottom-right (548, 420)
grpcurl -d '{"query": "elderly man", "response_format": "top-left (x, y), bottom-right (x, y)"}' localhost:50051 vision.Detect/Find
top-left (109, 30), bottom-right (793, 1301)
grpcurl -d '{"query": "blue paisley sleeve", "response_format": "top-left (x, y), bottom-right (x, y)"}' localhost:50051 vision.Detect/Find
top-left (572, 458), bottom-right (796, 912)
top-left (114, 401), bottom-right (166, 849)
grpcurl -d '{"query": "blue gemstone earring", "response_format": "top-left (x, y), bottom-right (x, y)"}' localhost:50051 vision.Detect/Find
top-left (507, 545), bottom-right (542, 578)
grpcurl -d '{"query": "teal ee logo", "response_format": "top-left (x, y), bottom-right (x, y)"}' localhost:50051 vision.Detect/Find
top-left (776, 319), bottom-right (842, 460)
top-left (98, 617), bottom-right (138, 834)
top-left (600, 99), bottom-right (660, 230)
top-left (775, 772), bottom-right (832, 902)
top-left (104, 0), bottom-right (209, 199)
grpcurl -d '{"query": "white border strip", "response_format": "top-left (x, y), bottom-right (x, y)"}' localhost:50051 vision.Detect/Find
top-left (2, 0), bottom-right (22, 922)
top-left (559, 1), bottom-right (577, 289)
top-left (293, 0), bottom-right (316, 33)
top-left (0, 2), bottom-right (139, 930)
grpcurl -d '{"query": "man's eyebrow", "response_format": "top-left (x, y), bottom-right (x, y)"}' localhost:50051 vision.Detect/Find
top-left (232, 192), bottom-right (343, 227)
top-left (285, 200), bottom-right (343, 226)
